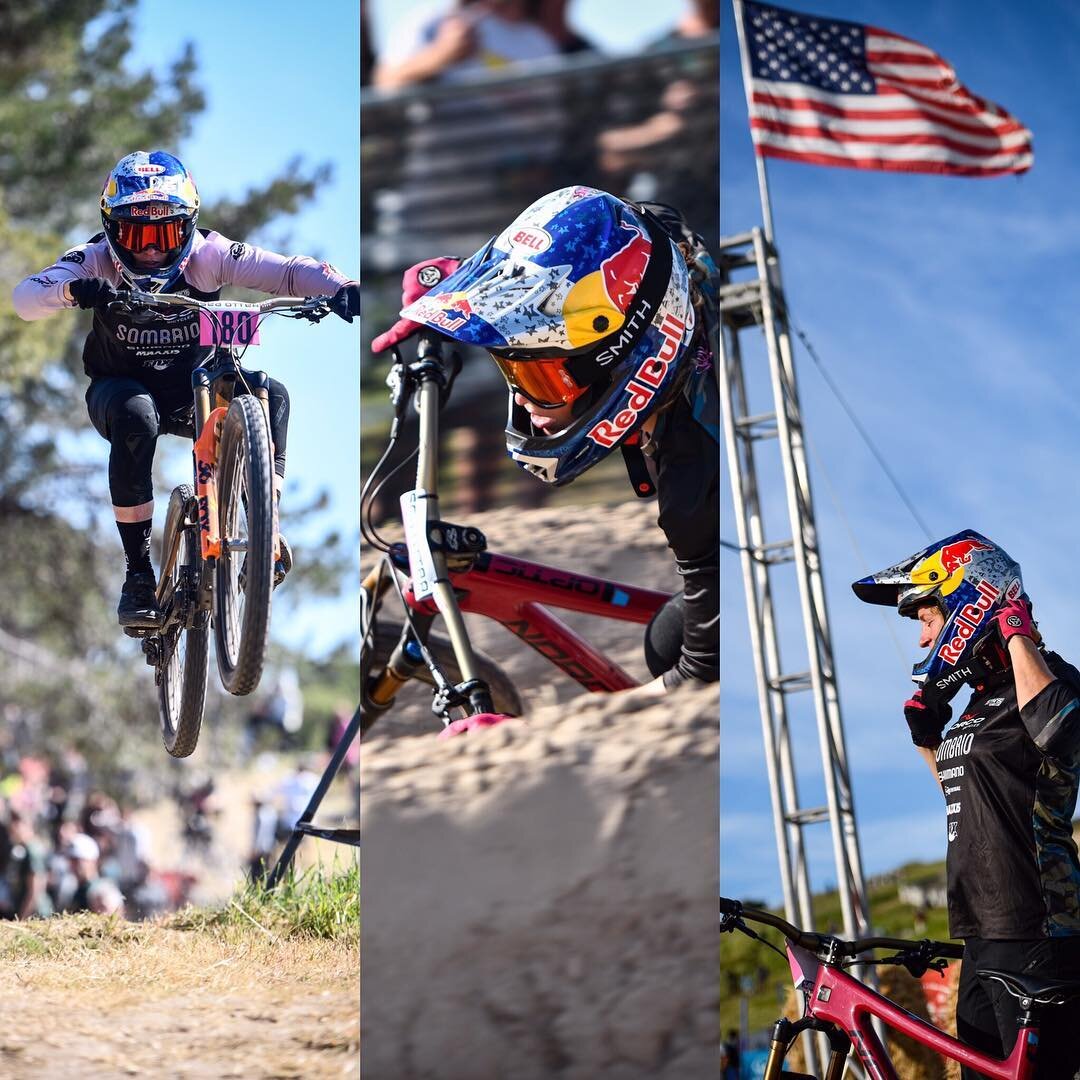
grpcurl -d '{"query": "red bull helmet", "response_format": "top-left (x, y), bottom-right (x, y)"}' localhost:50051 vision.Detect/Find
top-left (100, 150), bottom-right (200, 292)
top-left (399, 187), bottom-right (696, 485)
top-left (852, 529), bottom-right (1023, 696)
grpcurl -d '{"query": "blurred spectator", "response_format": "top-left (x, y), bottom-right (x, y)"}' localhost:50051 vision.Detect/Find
top-left (2, 812), bottom-right (51, 920)
top-left (110, 804), bottom-right (151, 894)
top-left (538, 0), bottom-right (595, 55)
top-left (63, 832), bottom-right (102, 913)
top-left (362, 0), bottom-right (377, 87)
top-left (87, 878), bottom-right (125, 917)
top-left (275, 758), bottom-right (322, 836)
top-left (244, 668), bottom-right (304, 753)
top-left (374, 0), bottom-right (560, 90)
top-left (326, 706), bottom-right (360, 776)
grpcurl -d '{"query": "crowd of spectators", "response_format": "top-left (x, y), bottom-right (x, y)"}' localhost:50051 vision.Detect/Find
top-left (0, 747), bottom-right (183, 922)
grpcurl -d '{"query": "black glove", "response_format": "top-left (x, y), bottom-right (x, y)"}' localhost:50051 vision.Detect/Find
top-left (330, 282), bottom-right (360, 323)
top-left (903, 688), bottom-right (952, 749)
top-left (68, 277), bottom-right (119, 310)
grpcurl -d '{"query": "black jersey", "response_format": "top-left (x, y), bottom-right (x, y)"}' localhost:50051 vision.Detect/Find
top-left (939, 652), bottom-right (1080, 939)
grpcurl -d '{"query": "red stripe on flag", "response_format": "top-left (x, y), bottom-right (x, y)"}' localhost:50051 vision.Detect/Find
top-left (750, 118), bottom-right (1022, 158)
top-left (754, 143), bottom-right (1032, 177)
top-left (750, 90), bottom-right (1027, 138)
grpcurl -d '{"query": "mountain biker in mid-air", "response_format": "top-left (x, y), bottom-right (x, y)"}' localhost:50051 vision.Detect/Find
top-left (12, 150), bottom-right (361, 629)
top-left (853, 530), bottom-right (1080, 1079)
top-left (371, 186), bottom-right (719, 694)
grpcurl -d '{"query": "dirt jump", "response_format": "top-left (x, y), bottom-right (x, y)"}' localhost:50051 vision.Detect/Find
top-left (361, 500), bottom-right (719, 1078)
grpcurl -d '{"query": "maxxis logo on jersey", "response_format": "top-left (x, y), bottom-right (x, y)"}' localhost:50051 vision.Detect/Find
top-left (586, 312), bottom-right (687, 449)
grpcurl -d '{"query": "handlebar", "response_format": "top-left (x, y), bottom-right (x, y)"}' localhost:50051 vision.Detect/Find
top-left (115, 288), bottom-right (333, 320)
top-left (720, 896), bottom-right (964, 963)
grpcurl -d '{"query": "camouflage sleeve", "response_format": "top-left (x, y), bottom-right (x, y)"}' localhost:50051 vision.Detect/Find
top-left (1021, 679), bottom-right (1080, 762)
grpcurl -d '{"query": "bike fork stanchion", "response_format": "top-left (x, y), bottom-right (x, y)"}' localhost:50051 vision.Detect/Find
top-left (265, 704), bottom-right (361, 888)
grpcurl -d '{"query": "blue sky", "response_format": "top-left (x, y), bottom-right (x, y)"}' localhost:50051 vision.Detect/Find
top-left (124, 2), bottom-right (359, 657)
top-left (721, 0), bottom-right (1080, 906)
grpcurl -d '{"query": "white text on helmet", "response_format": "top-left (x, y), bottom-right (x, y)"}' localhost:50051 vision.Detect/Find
top-left (594, 299), bottom-right (654, 366)
top-left (937, 579), bottom-right (1000, 665)
top-left (586, 313), bottom-right (686, 449)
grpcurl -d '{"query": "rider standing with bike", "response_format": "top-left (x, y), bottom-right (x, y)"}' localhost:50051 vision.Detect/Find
top-left (371, 186), bottom-right (719, 694)
top-left (12, 150), bottom-right (360, 628)
top-left (853, 530), bottom-right (1080, 1078)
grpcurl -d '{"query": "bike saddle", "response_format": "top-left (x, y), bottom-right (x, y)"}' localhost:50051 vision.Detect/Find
top-left (978, 968), bottom-right (1080, 1005)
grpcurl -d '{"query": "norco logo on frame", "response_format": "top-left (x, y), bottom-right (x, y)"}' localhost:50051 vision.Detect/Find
top-left (586, 313), bottom-right (686, 449)
top-left (937, 579), bottom-right (1000, 665)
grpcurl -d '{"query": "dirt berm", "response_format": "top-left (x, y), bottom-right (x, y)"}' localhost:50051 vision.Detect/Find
top-left (361, 502), bottom-right (719, 1078)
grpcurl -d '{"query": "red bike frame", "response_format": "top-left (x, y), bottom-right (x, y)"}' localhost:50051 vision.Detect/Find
top-left (390, 543), bottom-right (670, 692)
top-left (787, 941), bottom-right (1036, 1080)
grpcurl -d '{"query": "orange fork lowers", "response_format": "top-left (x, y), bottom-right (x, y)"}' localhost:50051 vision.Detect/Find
top-left (193, 407), bottom-right (227, 560)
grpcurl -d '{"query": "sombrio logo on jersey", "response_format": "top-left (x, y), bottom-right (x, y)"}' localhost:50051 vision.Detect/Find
top-left (586, 312), bottom-right (687, 449)
top-left (937, 579), bottom-right (1000, 665)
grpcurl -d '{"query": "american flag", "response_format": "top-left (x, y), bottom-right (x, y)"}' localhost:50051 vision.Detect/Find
top-left (740, 1), bottom-right (1033, 176)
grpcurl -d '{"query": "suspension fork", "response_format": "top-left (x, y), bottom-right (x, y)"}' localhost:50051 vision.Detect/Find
top-left (764, 1017), bottom-right (851, 1080)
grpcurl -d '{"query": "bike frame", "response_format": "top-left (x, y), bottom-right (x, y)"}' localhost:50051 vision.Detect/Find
top-left (779, 941), bottom-right (1036, 1080)
top-left (387, 543), bottom-right (669, 692)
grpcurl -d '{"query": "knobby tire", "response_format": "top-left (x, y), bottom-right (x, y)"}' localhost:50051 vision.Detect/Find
top-left (158, 485), bottom-right (209, 758)
top-left (214, 395), bottom-right (274, 696)
top-left (361, 622), bottom-right (523, 736)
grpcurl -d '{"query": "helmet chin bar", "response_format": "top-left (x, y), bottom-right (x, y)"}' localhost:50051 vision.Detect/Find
top-left (915, 635), bottom-right (1011, 700)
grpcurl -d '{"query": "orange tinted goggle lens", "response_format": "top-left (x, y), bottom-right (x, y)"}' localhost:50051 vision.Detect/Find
top-left (117, 220), bottom-right (184, 252)
top-left (490, 354), bottom-right (589, 408)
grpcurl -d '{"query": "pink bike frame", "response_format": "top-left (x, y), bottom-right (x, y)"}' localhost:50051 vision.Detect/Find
top-left (395, 546), bottom-right (670, 692)
top-left (787, 941), bottom-right (1037, 1080)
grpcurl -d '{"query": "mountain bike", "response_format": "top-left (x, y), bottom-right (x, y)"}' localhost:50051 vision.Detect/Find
top-left (360, 331), bottom-right (673, 737)
top-left (719, 896), bottom-right (1080, 1079)
top-left (113, 288), bottom-right (333, 757)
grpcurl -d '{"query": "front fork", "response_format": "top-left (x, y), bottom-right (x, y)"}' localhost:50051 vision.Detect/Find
top-left (763, 1017), bottom-right (851, 1080)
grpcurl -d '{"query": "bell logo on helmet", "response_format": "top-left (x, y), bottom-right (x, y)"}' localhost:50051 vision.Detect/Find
top-left (586, 313), bottom-right (687, 449)
top-left (510, 227), bottom-right (551, 253)
top-left (131, 163), bottom-right (166, 175)
top-left (937, 579), bottom-right (1000, 665)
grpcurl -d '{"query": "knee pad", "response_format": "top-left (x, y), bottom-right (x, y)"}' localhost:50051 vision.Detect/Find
top-left (644, 591), bottom-right (686, 678)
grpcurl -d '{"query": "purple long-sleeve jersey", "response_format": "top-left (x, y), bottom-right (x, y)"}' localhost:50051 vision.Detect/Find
top-left (13, 229), bottom-right (353, 397)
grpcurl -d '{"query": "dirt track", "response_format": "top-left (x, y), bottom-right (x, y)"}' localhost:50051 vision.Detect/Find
top-left (0, 918), bottom-right (358, 1079)
top-left (361, 500), bottom-right (719, 1077)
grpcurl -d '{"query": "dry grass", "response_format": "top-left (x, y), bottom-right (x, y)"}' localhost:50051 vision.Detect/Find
top-left (0, 870), bottom-right (359, 1079)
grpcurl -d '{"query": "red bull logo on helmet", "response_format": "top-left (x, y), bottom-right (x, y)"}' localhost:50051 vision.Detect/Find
top-left (939, 538), bottom-right (993, 575)
top-left (601, 223), bottom-right (651, 314)
top-left (422, 291), bottom-right (473, 332)
top-left (586, 313), bottom-right (686, 449)
top-left (937, 578), bottom-right (1000, 665)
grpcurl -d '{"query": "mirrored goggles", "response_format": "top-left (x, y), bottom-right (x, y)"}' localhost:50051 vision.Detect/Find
top-left (115, 218), bottom-right (186, 253)
top-left (490, 353), bottom-right (590, 409)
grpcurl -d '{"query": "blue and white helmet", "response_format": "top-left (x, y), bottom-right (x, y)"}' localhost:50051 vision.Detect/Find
top-left (401, 187), bottom-right (697, 485)
top-left (100, 150), bottom-right (200, 292)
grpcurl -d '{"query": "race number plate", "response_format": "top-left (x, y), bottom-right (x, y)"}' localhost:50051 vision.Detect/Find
top-left (198, 302), bottom-right (261, 346)
top-left (401, 489), bottom-right (438, 601)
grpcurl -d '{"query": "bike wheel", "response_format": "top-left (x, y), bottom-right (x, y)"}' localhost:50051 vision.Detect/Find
top-left (157, 485), bottom-right (209, 758)
top-left (214, 395), bottom-right (274, 696)
top-left (361, 622), bottom-right (523, 736)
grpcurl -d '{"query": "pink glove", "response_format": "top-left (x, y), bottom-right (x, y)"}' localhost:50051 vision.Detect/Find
top-left (370, 257), bottom-right (461, 354)
top-left (993, 597), bottom-right (1035, 643)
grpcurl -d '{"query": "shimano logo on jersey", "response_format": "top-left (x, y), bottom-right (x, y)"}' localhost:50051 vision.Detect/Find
top-left (593, 299), bottom-right (654, 366)
top-left (935, 666), bottom-right (974, 692)
top-left (937, 579), bottom-right (1000, 666)
top-left (115, 321), bottom-right (201, 346)
top-left (586, 313), bottom-right (686, 449)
